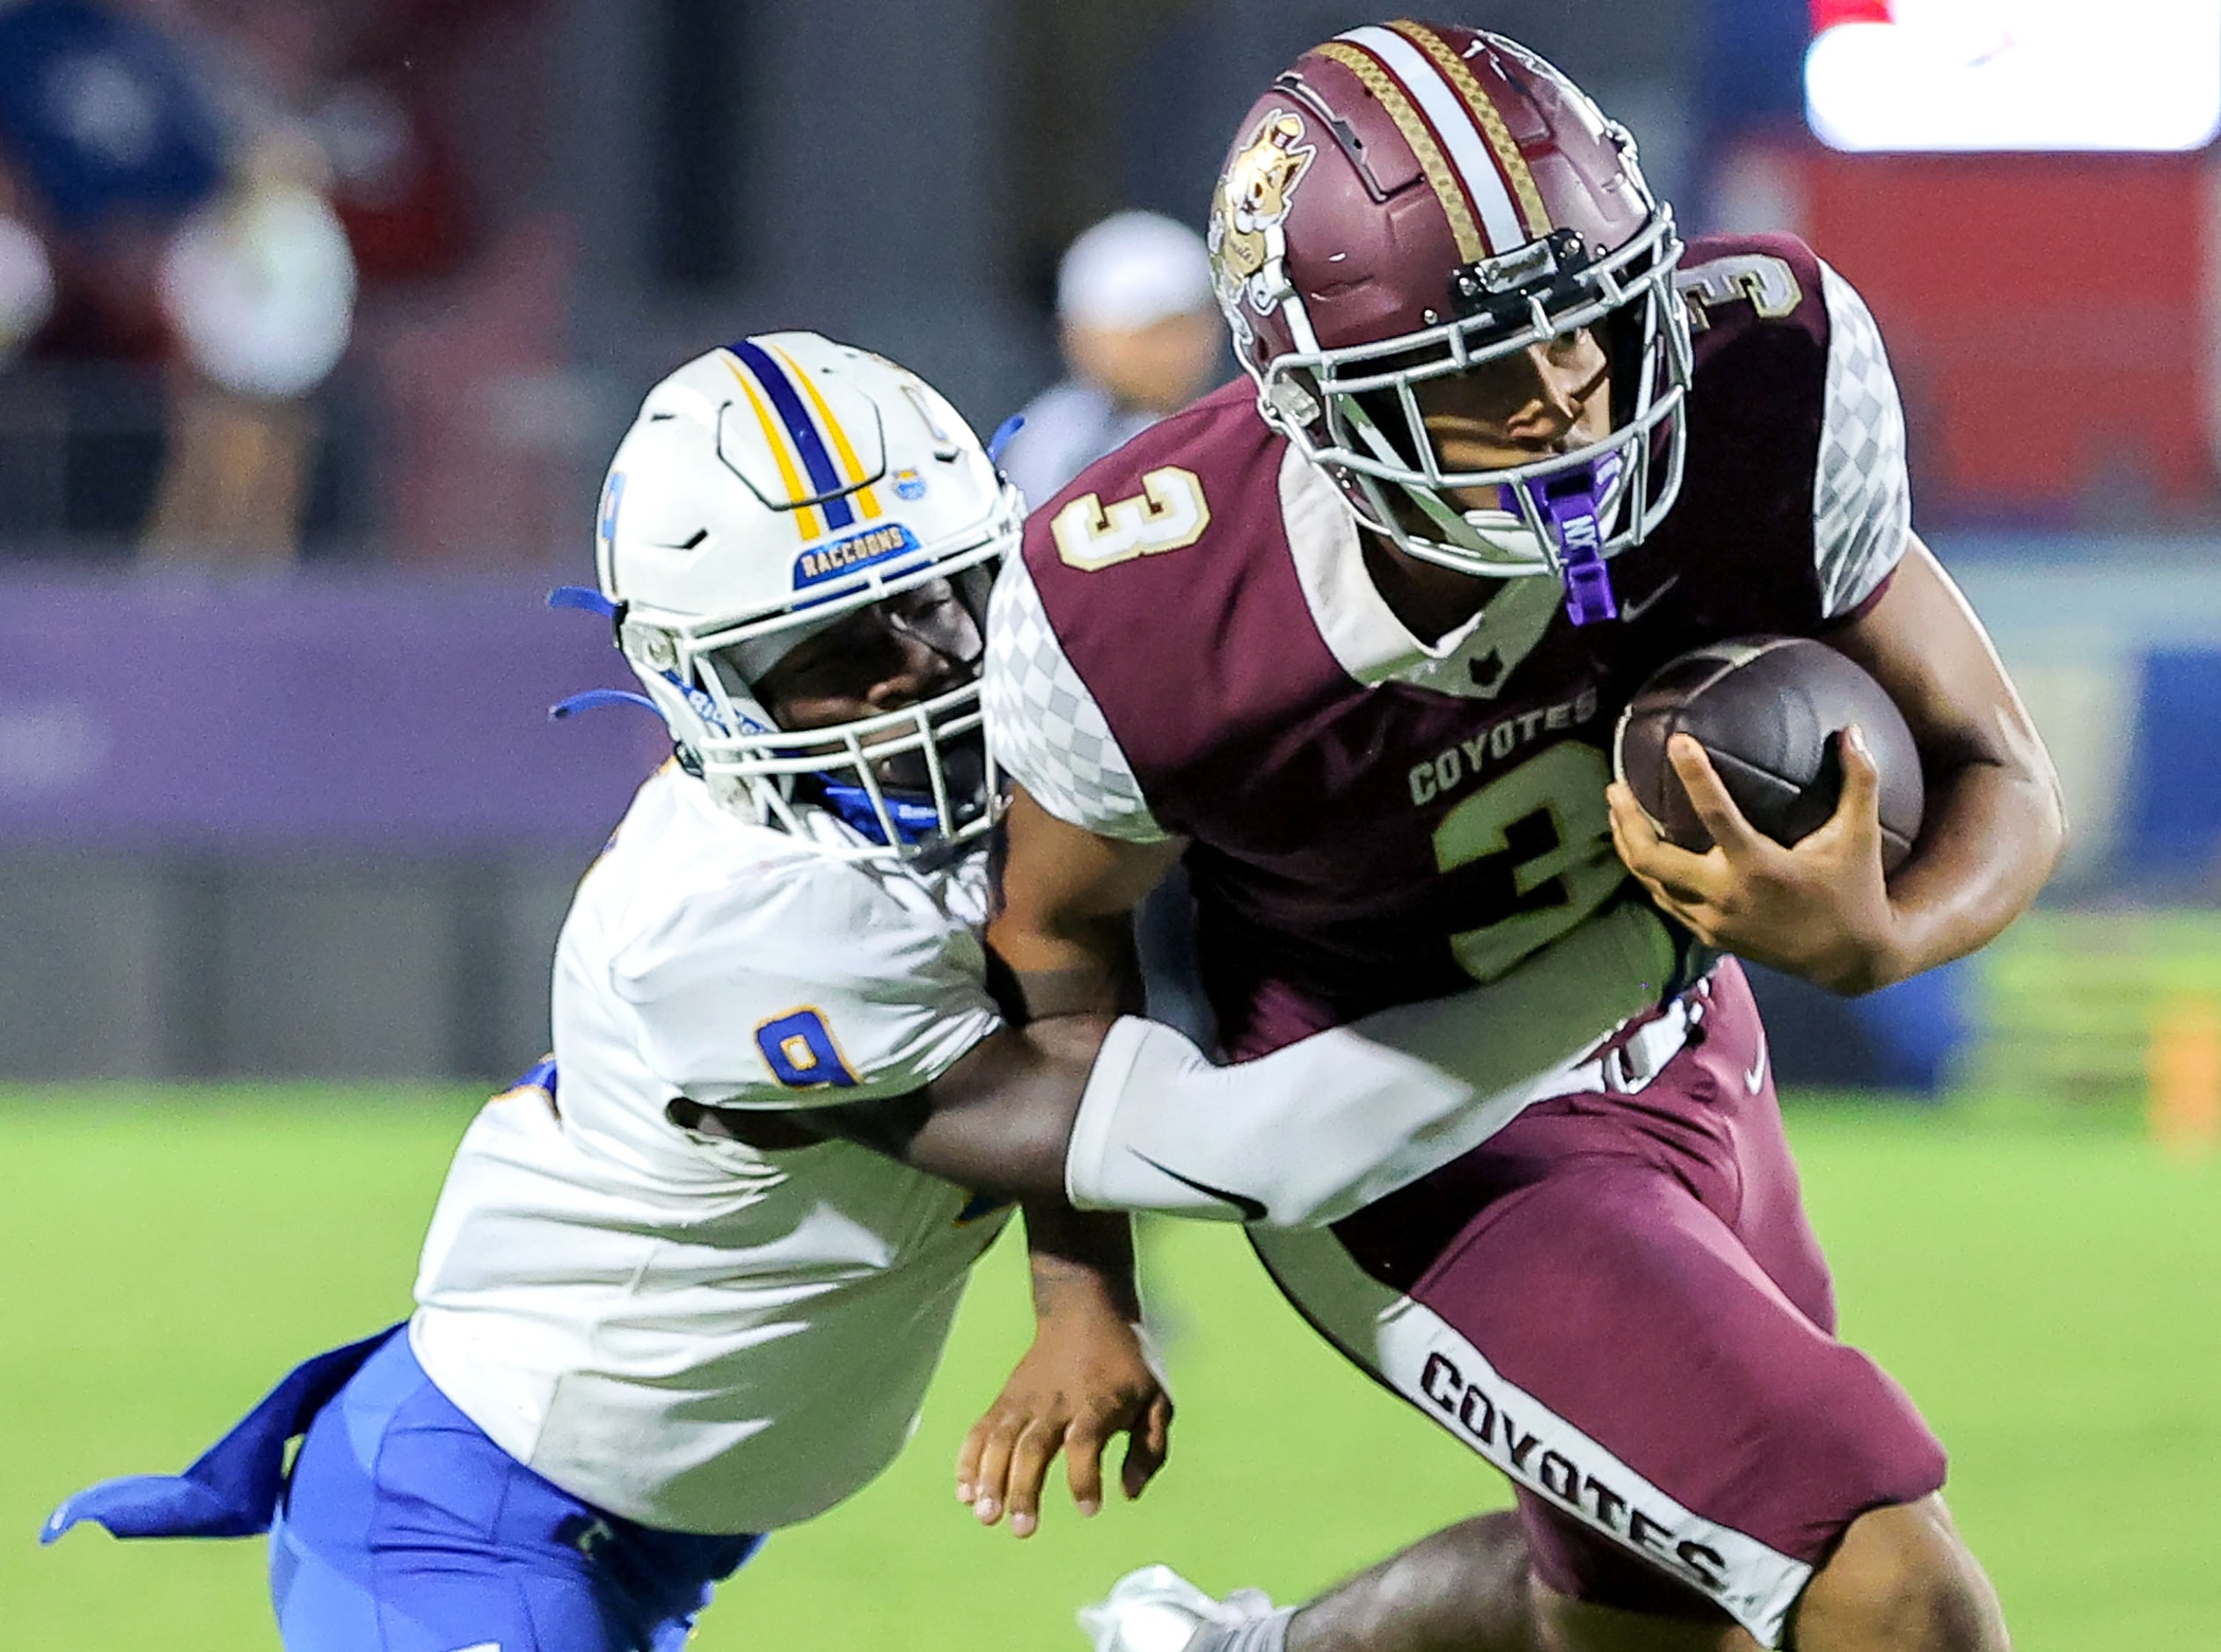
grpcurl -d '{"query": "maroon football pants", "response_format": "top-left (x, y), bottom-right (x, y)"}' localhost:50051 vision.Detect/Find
top-left (1247, 962), bottom-right (1947, 1648)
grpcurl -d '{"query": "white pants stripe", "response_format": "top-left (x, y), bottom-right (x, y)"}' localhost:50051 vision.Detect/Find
top-left (1249, 1224), bottom-right (1813, 1648)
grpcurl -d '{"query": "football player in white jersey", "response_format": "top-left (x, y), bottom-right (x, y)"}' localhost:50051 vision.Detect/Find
top-left (41, 335), bottom-right (1182, 1652)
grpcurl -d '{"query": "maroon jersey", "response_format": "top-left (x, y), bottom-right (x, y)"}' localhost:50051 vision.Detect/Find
top-left (985, 235), bottom-right (1910, 1059)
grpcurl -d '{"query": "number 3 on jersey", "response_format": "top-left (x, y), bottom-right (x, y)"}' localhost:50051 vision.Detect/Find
top-left (1431, 744), bottom-right (1623, 983)
top-left (1677, 253), bottom-right (1801, 326)
top-left (1051, 466), bottom-right (1210, 572)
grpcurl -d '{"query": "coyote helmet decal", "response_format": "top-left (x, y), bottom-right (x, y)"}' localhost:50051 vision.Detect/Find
top-left (1208, 109), bottom-right (1318, 339)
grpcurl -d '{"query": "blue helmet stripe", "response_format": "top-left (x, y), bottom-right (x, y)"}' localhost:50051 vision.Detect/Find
top-left (728, 339), bottom-right (856, 531)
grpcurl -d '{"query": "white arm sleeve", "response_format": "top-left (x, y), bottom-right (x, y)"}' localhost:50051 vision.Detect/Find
top-left (983, 551), bottom-right (1171, 843)
top-left (1813, 260), bottom-right (1912, 618)
top-left (1064, 900), bottom-right (1679, 1226)
top-left (611, 860), bottom-right (1002, 1108)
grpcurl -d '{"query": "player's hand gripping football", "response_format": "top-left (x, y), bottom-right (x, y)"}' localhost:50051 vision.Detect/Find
top-left (1607, 727), bottom-right (1904, 995)
top-left (955, 1271), bottom-right (1173, 1539)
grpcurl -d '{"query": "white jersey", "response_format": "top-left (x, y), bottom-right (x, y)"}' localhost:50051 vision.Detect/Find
top-left (410, 765), bottom-right (1007, 1534)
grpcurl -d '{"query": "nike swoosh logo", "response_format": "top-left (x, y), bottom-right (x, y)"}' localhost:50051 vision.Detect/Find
top-left (1744, 1025), bottom-right (1768, 1094)
top-left (1135, 1153), bottom-right (1267, 1222)
top-left (1621, 574), bottom-right (1680, 624)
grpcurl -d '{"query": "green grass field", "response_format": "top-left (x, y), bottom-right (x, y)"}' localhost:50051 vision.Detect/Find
top-left (3, 1090), bottom-right (2216, 1650)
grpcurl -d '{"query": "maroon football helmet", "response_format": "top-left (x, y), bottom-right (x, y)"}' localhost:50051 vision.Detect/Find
top-left (1207, 21), bottom-right (1691, 623)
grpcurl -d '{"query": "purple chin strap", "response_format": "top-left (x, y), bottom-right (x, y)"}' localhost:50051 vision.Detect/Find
top-left (1523, 449), bottom-right (1624, 626)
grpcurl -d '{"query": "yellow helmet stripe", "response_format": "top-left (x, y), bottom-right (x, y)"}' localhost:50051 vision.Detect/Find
top-left (1387, 21), bottom-right (1553, 242)
top-left (724, 355), bottom-right (825, 540)
top-left (768, 342), bottom-right (883, 522)
top-left (1315, 40), bottom-right (1486, 264)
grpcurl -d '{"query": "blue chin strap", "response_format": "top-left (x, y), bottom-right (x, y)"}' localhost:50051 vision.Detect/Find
top-left (548, 584), bottom-right (623, 619)
top-left (814, 781), bottom-right (946, 847)
top-left (545, 586), bottom-right (662, 721)
top-left (549, 688), bottom-right (658, 721)
top-left (547, 587), bottom-right (656, 720)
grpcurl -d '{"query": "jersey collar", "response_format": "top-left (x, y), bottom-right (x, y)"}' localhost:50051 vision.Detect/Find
top-left (1278, 448), bottom-right (1558, 700)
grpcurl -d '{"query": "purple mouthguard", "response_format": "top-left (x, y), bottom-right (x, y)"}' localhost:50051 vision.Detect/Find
top-left (1523, 450), bottom-right (1623, 626)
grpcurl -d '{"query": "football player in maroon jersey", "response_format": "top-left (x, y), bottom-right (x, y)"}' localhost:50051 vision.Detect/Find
top-left (968, 21), bottom-right (2057, 1652)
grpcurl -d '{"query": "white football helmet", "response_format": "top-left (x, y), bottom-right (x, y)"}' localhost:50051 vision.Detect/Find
top-left (588, 332), bottom-right (1020, 859)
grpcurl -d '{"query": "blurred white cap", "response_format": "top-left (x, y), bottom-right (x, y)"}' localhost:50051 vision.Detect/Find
top-left (161, 181), bottom-right (356, 400)
top-left (1057, 211), bottom-right (1213, 333)
top-left (0, 215), bottom-right (55, 363)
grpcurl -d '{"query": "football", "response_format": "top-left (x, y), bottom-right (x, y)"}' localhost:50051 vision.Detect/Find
top-left (1613, 635), bottom-right (1925, 871)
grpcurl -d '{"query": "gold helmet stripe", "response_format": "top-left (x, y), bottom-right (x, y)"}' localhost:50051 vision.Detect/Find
top-left (723, 356), bottom-right (827, 541)
top-left (1315, 40), bottom-right (1486, 264)
top-left (1387, 22), bottom-right (1553, 243)
top-left (767, 341), bottom-right (885, 522)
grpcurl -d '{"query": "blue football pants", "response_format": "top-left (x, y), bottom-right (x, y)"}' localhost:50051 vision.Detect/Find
top-left (270, 1330), bottom-right (762, 1652)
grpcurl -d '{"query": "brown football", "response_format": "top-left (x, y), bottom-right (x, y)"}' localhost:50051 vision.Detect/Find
top-left (1613, 635), bottom-right (1925, 872)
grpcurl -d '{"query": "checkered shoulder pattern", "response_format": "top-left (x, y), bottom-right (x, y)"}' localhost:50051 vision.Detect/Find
top-left (983, 552), bottom-right (1171, 844)
top-left (1812, 261), bottom-right (1912, 618)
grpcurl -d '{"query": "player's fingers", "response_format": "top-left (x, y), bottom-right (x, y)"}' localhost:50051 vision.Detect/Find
top-left (1121, 1394), bottom-right (1173, 1501)
top-left (967, 1416), bottom-right (1018, 1526)
top-left (1605, 782), bottom-right (1665, 871)
top-left (1654, 895), bottom-right (1724, 949)
top-left (1626, 867), bottom-right (1679, 915)
top-left (1667, 735), bottom-right (1765, 857)
top-left (1623, 830), bottom-right (1727, 907)
top-left (1824, 725), bottom-right (1883, 843)
top-left (1003, 1420), bottom-right (1063, 1539)
top-left (956, 1415), bottom-right (992, 1505)
top-left (1627, 866), bottom-right (1712, 934)
top-left (1063, 1415), bottom-right (1108, 1520)
top-left (1609, 779), bottom-right (1728, 902)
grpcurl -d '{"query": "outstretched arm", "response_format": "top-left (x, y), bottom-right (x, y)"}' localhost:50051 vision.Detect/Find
top-left (736, 1006), bottom-right (1111, 1193)
top-left (744, 894), bottom-right (1677, 1226)
top-left (740, 780), bottom-right (1180, 1188)
top-left (668, 1045), bottom-right (1171, 1537)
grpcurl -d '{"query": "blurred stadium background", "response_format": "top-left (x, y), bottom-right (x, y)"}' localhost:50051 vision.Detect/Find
top-left (2, 0), bottom-right (2217, 1646)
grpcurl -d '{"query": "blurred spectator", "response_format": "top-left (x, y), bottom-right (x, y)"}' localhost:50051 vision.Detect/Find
top-left (997, 209), bottom-right (1222, 508)
top-left (142, 137), bottom-right (354, 562)
top-left (0, 0), bottom-right (354, 565)
top-left (0, 1), bottom-right (228, 233)
top-left (0, 210), bottom-right (56, 362)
